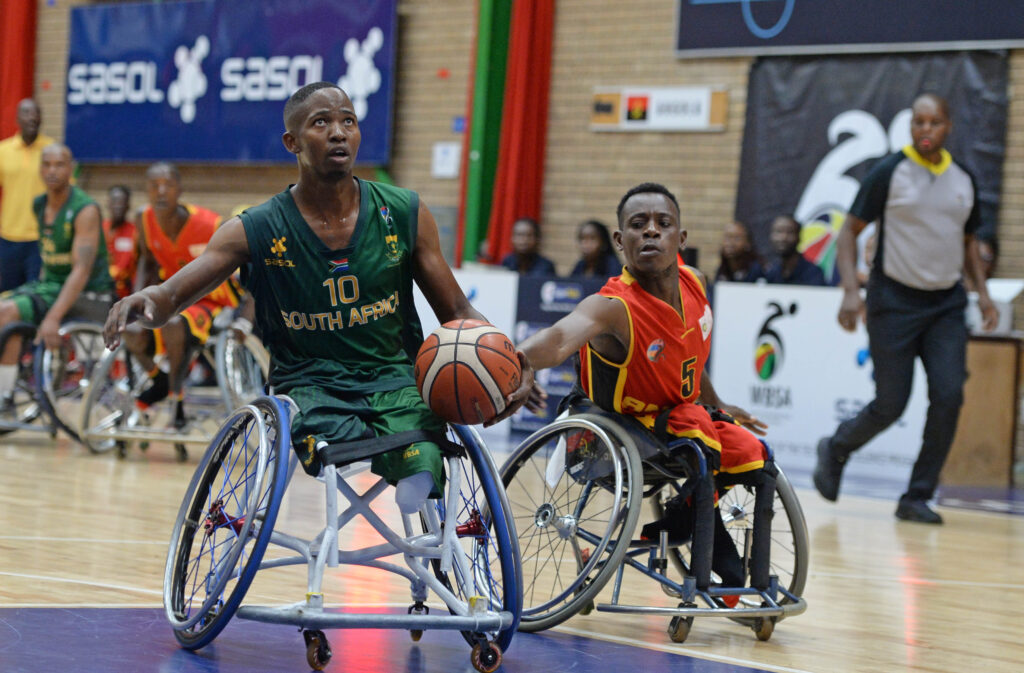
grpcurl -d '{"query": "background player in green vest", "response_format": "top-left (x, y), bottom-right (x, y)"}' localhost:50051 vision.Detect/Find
top-left (0, 143), bottom-right (113, 412)
top-left (104, 82), bottom-right (534, 512)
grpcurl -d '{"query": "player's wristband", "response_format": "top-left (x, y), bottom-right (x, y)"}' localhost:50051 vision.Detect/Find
top-left (232, 317), bottom-right (254, 335)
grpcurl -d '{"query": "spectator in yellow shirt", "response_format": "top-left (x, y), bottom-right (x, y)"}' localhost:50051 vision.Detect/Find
top-left (0, 99), bottom-right (53, 292)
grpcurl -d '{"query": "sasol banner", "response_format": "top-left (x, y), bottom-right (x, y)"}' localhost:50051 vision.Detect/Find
top-left (709, 282), bottom-right (927, 494)
top-left (65, 0), bottom-right (396, 163)
top-left (676, 0), bottom-right (1024, 57)
top-left (735, 52), bottom-right (1008, 282)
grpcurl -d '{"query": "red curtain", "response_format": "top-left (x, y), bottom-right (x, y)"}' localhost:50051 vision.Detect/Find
top-left (485, 0), bottom-right (555, 264)
top-left (0, 0), bottom-right (38, 138)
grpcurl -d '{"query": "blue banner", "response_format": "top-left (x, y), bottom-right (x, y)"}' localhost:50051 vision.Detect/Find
top-left (66, 0), bottom-right (396, 164)
top-left (677, 0), bottom-right (1024, 57)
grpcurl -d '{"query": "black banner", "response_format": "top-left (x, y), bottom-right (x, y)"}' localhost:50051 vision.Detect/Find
top-left (735, 52), bottom-right (1008, 280)
top-left (677, 1), bottom-right (1024, 57)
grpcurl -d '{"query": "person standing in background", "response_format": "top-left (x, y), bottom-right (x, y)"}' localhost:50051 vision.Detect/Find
top-left (813, 93), bottom-right (999, 524)
top-left (0, 99), bottom-right (53, 292)
top-left (102, 185), bottom-right (137, 299)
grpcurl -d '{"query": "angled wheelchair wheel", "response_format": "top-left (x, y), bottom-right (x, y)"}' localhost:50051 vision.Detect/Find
top-left (500, 413), bottom-right (643, 632)
top-left (214, 329), bottom-right (269, 411)
top-left (34, 322), bottom-right (106, 442)
top-left (79, 345), bottom-right (137, 454)
top-left (163, 396), bottom-right (290, 650)
top-left (422, 425), bottom-right (522, 652)
top-left (652, 466), bottom-right (809, 604)
top-left (0, 324), bottom-right (44, 436)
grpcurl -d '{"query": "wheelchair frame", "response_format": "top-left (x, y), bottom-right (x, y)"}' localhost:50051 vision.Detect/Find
top-left (0, 320), bottom-right (106, 441)
top-left (163, 396), bottom-right (521, 672)
top-left (500, 409), bottom-right (808, 643)
top-left (78, 321), bottom-right (269, 460)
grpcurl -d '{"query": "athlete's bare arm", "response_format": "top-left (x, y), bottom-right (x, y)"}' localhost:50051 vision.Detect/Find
top-left (517, 294), bottom-right (629, 413)
top-left (104, 217), bottom-right (250, 348)
top-left (37, 203), bottom-right (103, 349)
top-left (411, 198), bottom-right (534, 425)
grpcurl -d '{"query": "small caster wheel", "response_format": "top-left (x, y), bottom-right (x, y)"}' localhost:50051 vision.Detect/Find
top-left (753, 617), bottom-right (775, 641)
top-left (471, 642), bottom-right (502, 673)
top-left (116, 441), bottom-right (128, 459)
top-left (578, 599), bottom-right (595, 616)
top-left (667, 615), bottom-right (693, 643)
top-left (410, 629), bottom-right (423, 642)
top-left (175, 443), bottom-right (188, 462)
top-left (303, 629), bottom-right (332, 670)
top-left (408, 601), bottom-right (428, 641)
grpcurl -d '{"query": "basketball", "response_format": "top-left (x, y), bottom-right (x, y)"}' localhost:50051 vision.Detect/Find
top-left (415, 319), bottom-right (522, 425)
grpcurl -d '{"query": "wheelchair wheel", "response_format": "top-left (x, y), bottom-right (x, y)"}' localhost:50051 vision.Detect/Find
top-left (0, 340), bottom-right (42, 436)
top-left (79, 345), bottom-right (137, 454)
top-left (164, 396), bottom-right (290, 650)
top-left (34, 322), bottom-right (106, 442)
top-left (214, 329), bottom-right (269, 411)
top-left (651, 466), bottom-right (808, 604)
top-left (422, 424), bottom-right (522, 652)
top-left (500, 413), bottom-right (643, 632)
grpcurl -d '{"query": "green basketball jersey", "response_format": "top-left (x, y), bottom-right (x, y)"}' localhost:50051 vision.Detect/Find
top-left (32, 186), bottom-right (112, 292)
top-left (240, 179), bottom-right (426, 395)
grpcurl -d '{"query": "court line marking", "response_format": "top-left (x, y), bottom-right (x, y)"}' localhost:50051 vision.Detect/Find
top-left (0, 571), bottom-right (162, 597)
top-left (554, 625), bottom-right (815, 673)
top-left (811, 571), bottom-right (1024, 590)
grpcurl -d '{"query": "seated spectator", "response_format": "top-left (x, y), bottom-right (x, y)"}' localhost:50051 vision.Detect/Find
top-left (569, 219), bottom-right (621, 279)
top-left (714, 220), bottom-right (763, 283)
top-left (763, 215), bottom-right (826, 286)
top-left (501, 217), bottom-right (557, 276)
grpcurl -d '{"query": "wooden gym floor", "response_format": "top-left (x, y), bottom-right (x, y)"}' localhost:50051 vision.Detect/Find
top-left (1, 432), bottom-right (1022, 673)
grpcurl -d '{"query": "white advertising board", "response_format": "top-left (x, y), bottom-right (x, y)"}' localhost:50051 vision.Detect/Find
top-left (709, 282), bottom-right (928, 492)
top-left (413, 267), bottom-right (519, 450)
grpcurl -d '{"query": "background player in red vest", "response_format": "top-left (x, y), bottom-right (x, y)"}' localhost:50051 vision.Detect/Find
top-left (122, 162), bottom-right (241, 428)
top-left (517, 182), bottom-right (768, 600)
top-left (102, 185), bottom-right (136, 299)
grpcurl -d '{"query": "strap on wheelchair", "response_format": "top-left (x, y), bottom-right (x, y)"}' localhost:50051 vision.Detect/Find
top-left (317, 429), bottom-right (465, 467)
top-left (0, 321), bottom-right (37, 350)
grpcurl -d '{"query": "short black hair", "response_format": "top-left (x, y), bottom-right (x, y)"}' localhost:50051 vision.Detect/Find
top-left (146, 161), bottom-right (180, 183)
top-left (616, 182), bottom-right (680, 227)
top-left (284, 81), bottom-right (344, 131)
top-left (109, 184), bottom-right (131, 199)
top-left (913, 92), bottom-right (951, 120)
top-left (513, 216), bottom-right (541, 238)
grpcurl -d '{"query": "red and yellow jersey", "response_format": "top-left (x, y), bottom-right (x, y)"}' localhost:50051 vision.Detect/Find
top-left (579, 264), bottom-right (723, 451)
top-left (581, 265), bottom-right (713, 416)
top-left (102, 219), bottom-right (137, 298)
top-left (140, 203), bottom-right (240, 308)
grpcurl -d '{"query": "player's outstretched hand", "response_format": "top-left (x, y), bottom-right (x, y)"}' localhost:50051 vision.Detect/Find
top-left (485, 350), bottom-right (536, 427)
top-left (103, 291), bottom-right (158, 349)
top-left (720, 403), bottom-right (768, 436)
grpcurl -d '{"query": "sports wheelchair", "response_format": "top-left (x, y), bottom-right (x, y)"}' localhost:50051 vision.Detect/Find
top-left (162, 396), bottom-right (521, 672)
top-left (500, 400), bottom-right (807, 643)
top-left (78, 310), bottom-right (269, 460)
top-left (0, 320), bottom-right (107, 441)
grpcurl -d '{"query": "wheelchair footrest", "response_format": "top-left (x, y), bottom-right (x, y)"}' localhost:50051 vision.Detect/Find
top-left (596, 596), bottom-right (806, 620)
top-left (235, 605), bottom-right (513, 632)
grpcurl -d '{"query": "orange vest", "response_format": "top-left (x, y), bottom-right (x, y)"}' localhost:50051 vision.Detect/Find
top-left (140, 204), bottom-right (240, 308)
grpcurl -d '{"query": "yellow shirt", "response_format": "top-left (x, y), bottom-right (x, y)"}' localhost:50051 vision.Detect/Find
top-left (0, 132), bottom-right (54, 242)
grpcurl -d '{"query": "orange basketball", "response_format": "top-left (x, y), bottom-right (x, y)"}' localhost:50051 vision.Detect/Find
top-left (415, 319), bottom-right (522, 425)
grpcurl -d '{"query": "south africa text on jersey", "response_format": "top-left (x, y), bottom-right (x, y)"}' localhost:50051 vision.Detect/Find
top-left (279, 291), bottom-right (400, 331)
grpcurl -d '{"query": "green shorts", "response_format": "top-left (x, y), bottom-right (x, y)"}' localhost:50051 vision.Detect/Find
top-left (1, 280), bottom-right (112, 325)
top-left (287, 384), bottom-right (447, 496)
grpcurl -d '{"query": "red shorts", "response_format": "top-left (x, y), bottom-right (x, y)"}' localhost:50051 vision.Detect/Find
top-left (153, 298), bottom-right (224, 353)
top-left (643, 404), bottom-right (765, 476)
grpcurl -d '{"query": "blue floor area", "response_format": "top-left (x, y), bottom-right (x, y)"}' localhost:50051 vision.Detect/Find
top-left (0, 608), bottom-right (773, 673)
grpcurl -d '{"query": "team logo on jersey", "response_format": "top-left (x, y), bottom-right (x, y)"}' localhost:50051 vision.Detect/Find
top-left (699, 305), bottom-right (713, 341)
top-left (330, 257), bottom-right (350, 273)
top-left (379, 205), bottom-right (393, 228)
top-left (264, 236), bottom-right (295, 268)
top-left (646, 339), bottom-right (665, 362)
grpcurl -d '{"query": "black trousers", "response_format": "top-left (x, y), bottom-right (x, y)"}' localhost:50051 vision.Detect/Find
top-left (831, 274), bottom-right (968, 501)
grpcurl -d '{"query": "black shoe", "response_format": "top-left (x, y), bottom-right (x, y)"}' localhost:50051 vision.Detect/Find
top-left (812, 437), bottom-right (845, 502)
top-left (171, 399), bottom-right (189, 431)
top-left (895, 498), bottom-right (943, 524)
top-left (137, 370), bottom-right (170, 407)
